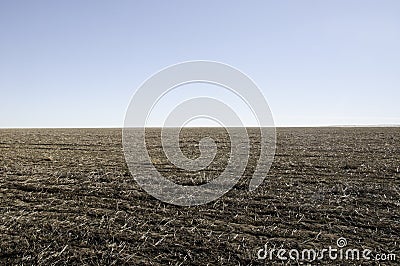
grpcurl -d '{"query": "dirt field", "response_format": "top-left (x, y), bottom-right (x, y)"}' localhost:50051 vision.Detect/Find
top-left (0, 127), bottom-right (399, 265)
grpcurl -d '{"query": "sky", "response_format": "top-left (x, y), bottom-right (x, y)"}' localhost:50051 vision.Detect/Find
top-left (0, 0), bottom-right (399, 127)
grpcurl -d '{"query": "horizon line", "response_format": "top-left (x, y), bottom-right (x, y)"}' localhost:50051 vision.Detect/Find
top-left (0, 124), bottom-right (399, 129)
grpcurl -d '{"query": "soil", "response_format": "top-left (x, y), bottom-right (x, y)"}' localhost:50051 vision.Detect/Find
top-left (0, 127), bottom-right (399, 265)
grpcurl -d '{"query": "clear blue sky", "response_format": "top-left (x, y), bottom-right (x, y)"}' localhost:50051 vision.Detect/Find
top-left (1, 0), bottom-right (399, 127)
